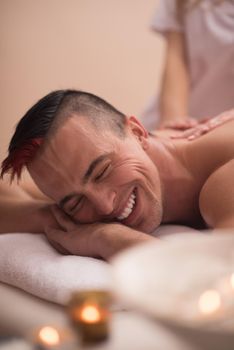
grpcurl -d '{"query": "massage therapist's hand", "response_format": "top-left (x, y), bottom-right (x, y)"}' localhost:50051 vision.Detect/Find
top-left (158, 117), bottom-right (198, 131)
top-left (171, 109), bottom-right (234, 141)
top-left (45, 205), bottom-right (154, 260)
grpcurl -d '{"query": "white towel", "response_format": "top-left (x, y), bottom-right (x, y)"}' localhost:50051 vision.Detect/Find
top-left (0, 233), bottom-right (111, 305)
top-left (0, 226), bottom-right (199, 305)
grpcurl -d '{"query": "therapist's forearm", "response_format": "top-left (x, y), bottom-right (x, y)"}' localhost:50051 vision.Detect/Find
top-left (160, 63), bottom-right (189, 121)
top-left (159, 32), bottom-right (189, 123)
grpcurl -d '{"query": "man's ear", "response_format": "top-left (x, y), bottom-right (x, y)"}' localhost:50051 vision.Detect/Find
top-left (127, 116), bottom-right (149, 149)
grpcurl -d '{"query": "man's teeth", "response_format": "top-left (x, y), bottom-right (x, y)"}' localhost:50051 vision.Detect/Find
top-left (117, 192), bottom-right (136, 221)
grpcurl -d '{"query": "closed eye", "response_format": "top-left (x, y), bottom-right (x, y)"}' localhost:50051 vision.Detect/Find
top-left (66, 196), bottom-right (84, 214)
top-left (95, 164), bottom-right (111, 181)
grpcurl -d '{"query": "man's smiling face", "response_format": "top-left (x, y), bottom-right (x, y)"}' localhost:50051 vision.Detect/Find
top-left (28, 115), bottom-right (163, 233)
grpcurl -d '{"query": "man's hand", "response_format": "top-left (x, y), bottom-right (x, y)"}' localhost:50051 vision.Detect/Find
top-left (45, 205), bottom-right (154, 260)
top-left (171, 109), bottom-right (234, 141)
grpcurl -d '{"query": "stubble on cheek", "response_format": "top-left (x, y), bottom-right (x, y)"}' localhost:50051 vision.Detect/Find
top-left (134, 195), bottom-right (162, 234)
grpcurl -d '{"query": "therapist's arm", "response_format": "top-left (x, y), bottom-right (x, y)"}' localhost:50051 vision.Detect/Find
top-left (158, 31), bottom-right (192, 129)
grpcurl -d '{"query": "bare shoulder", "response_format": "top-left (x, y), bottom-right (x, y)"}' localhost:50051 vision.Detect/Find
top-left (199, 159), bottom-right (234, 229)
top-left (185, 119), bottom-right (234, 173)
top-left (200, 119), bottom-right (234, 150)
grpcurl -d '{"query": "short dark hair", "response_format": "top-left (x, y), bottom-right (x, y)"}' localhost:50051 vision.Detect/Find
top-left (1, 89), bottom-right (126, 181)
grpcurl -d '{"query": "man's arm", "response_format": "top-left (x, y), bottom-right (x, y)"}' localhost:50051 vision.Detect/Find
top-left (199, 160), bottom-right (234, 229)
top-left (0, 180), bottom-right (56, 233)
top-left (20, 177), bottom-right (50, 201)
top-left (45, 206), bottom-right (155, 261)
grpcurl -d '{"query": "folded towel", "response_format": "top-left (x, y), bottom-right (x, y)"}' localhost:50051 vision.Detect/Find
top-left (0, 226), bottom-right (199, 305)
top-left (0, 233), bottom-right (111, 305)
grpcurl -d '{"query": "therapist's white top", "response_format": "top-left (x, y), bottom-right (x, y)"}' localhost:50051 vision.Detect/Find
top-left (142, 0), bottom-right (234, 130)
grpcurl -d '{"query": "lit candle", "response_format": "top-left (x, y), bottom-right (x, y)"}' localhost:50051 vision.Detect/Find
top-left (34, 325), bottom-right (76, 350)
top-left (67, 290), bottom-right (111, 343)
top-left (37, 326), bottom-right (60, 348)
top-left (230, 273), bottom-right (234, 290)
top-left (198, 289), bottom-right (221, 316)
top-left (35, 326), bottom-right (61, 349)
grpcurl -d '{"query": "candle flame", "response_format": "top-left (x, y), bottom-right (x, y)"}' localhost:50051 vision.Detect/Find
top-left (230, 273), bottom-right (234, 290)
top-left (198, 289), bottom-right (221, 315)
top-left (80, 304), bottom-right (101, 323)
top-left (38, 326), bottom-right (60, 346)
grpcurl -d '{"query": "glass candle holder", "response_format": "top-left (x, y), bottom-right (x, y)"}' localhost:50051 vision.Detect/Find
top-left (67, 290), bottom-right (111, 343)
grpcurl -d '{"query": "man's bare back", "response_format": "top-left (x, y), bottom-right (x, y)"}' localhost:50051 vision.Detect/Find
top-left (179, 119), bottom-right (234, 228)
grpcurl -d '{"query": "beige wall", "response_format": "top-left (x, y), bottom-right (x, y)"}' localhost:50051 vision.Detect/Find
top-left (0, 0), bottom-right (164, 163)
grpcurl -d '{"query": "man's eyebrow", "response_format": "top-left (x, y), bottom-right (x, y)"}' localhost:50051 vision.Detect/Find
top-left (83, 153), bottom-right (110, 184)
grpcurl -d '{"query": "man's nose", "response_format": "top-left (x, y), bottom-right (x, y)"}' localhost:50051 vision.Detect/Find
top-left (88, 188), bottom-right (117, 216)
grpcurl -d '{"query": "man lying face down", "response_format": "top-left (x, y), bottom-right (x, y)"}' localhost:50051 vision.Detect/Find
top-left (1, 90), bottom-right (234, 260)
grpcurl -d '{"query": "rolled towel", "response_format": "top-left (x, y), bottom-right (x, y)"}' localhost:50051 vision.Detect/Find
top-left (0, 233), bottom-right (111, 304)
top-left (0, 226), bottom-right (200, 305)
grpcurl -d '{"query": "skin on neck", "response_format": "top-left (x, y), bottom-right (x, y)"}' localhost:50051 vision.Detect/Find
top-left (147, 133), bottom-right (204, 226)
